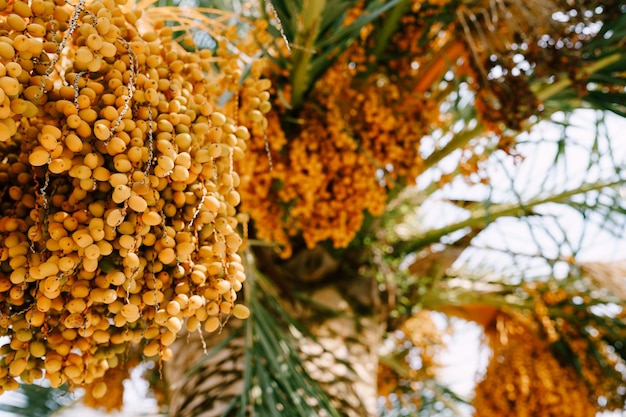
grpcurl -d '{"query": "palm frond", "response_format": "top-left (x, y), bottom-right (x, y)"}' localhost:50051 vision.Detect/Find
top-left (0, 384), bottom-right (74, 417)
top-left (261, 0), bottom-right (405, 109)
top-left (237, 271), bottom-right (342, 417)
top-left (386, 102), bottom-right (626, 254)
top-left (392, 178), bottom-right (622, 257)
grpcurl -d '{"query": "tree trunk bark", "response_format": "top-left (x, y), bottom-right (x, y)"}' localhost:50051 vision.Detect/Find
top-left (290, 286), bottom-right (383, 416)
top-left (164, 246), bottom-right (383, 417)
top-left (165, 325), bottom-right (246, 417)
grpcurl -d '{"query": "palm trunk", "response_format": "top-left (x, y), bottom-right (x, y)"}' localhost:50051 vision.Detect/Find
top-left (290, 286), bottom-right (383, 416)
top-left (165, 327), bottom-right (247, 417)
top-left (164, 246), bottom-right (383, 417)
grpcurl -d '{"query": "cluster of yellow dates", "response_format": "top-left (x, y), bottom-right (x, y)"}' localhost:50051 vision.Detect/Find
top-left (0, 0), bottom-right (268, 396)
top-left (474, 314), bottom-right (599, 417)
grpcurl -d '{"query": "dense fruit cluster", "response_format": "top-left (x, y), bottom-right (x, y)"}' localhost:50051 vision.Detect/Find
top-left (474, 314), bottom-right (598, 417)
top-left (238, 12), bottom-right (465, 254)
top-left (533, 291), bottom-right (626, 411)
top-left (0, 0), bottom-right (266, 396)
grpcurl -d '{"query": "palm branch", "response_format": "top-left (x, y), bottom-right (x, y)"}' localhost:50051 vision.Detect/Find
top-left (261, 0), bottom-right (406, 109)
top-left (0, 384), bottom-right (75, 417)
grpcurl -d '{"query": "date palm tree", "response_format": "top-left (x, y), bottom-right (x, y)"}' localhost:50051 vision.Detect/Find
top-left (2, 1), bottom-right (626, 417)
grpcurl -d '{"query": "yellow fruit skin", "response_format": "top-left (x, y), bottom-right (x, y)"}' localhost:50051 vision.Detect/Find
top-left (233, 304), bottom-right (251, 319)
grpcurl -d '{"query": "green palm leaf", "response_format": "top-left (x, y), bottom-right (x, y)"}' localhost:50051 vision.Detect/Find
top-left (262, 0), bottom-right (405, 109)
top-left (0, 384), bottom-right (74, 417)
